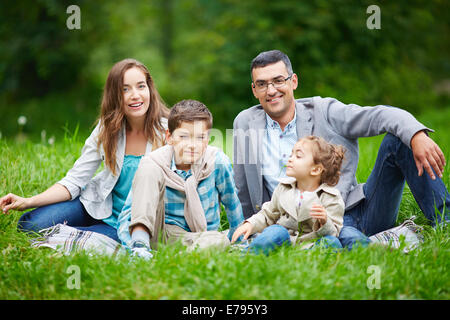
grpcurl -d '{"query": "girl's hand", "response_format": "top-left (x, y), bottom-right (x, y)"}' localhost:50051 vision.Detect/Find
top-left (0, 193), bottom-right (32, 214)
top-left (231, 222), bottom-right (253, 243)
top-left (309, 203), bottom-right (327, 228)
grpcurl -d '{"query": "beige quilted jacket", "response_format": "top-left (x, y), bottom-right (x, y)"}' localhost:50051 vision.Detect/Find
top-left (246, 177), bottom-right (345, 245)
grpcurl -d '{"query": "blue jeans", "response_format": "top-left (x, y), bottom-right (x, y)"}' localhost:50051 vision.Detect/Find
top-left (339, 133), bottom-right (450, 249)
top-left (247, 224), bottom-right (342, 255)
top-left (17, 197), bottom-right (120, 242)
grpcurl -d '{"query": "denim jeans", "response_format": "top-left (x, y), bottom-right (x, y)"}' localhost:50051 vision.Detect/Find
top-left (247, 224), bottom-right (342, 255)
top-left (17, 197), bottom-right (120, 242)
top-left (339, 133), bottom-right (450, 249)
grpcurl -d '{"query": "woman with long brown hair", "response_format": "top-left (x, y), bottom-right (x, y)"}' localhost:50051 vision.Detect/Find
top-left (0, 59), bottom-right (170, 242)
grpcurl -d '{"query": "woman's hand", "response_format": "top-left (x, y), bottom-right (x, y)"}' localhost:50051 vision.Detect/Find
top-left (1, 184), bottom-right (70, 214)
top-left (309, 203), bottom-right (327, 228)
top-left (231, 221), bottom-right (253, 243)
top-left (0, 193), bottom-right (32, 214)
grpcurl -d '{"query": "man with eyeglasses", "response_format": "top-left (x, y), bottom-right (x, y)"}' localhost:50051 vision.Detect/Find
top-left (233, 49), bottom-right (449, 249)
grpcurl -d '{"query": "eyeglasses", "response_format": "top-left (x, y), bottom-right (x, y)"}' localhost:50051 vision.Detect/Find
top-left (252, 75), bottom-right (293, 92)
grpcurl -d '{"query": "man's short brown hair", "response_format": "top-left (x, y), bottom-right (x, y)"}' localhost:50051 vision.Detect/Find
top-left (168, 99), bottom-right (213, 133)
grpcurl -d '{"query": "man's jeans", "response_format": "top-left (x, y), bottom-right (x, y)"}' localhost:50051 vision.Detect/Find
top-left (17, 197), bottom-right (120, 242)
top-left (247, 224), bottom-right (343, 255)
top-left (339, 133), bottom-right (450, 249)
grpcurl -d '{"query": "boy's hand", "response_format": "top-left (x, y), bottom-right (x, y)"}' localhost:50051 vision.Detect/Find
top-left (231, 222), bottom-right (253, 243)
top-left (309, 203), bottom-right (327, 228)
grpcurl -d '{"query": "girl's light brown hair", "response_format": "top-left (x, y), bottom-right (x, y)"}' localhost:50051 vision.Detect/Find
top-left (301, 135), bottom-right (346, 186)
top-left (96, 58), bottom-right (170, 175)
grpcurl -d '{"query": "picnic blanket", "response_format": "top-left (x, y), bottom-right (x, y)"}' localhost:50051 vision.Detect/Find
top-left (30, 217), bottom-right (424, 256)
top-left (31, 223), bottom-right (127, 257)
top-left (31, 223), bottom-right (231, 256)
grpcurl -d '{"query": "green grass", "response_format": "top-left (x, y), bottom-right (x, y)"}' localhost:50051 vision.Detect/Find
top-left (1, 109), bottom-right (449, 300)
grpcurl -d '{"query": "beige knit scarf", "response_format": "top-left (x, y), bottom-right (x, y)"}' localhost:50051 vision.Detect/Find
top-left (148, 145), bottom-right (218, 232)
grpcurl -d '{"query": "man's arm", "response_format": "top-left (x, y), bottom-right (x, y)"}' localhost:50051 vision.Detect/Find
top-left (321, 97), bottom-right (445, 180)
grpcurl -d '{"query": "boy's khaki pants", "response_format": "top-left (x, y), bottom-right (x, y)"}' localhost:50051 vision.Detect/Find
top-left (129, 157), bottom-right (230, 250)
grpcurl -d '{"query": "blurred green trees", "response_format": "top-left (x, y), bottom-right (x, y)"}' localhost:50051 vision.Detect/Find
top-left (0, 0), bottom-right (449, 139)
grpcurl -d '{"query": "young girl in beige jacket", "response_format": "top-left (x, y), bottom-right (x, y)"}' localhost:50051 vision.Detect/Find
top-left (231, 135), bottom-right (346, 254)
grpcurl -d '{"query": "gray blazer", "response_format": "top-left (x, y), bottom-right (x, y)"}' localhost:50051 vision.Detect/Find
top-left (58, 119), bottom-right (167, 220)
top-left (233, 96), bottom-right (431, 219)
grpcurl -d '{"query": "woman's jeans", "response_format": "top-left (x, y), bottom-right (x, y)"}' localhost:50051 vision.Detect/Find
top-left (339, 133), bottom-right (450, 250)
top-left (247, 224), bottom-right (342, 255)
top-left (17, 197), bottom-right (119, 242)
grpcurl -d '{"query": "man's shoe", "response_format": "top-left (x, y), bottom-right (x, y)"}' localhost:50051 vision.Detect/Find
top-left (369, 216), bottom-right (424, 253)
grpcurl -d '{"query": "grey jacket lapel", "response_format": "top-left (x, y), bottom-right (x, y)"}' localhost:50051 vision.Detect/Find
top-left (295, 100), bottom-right (313, 139)
top-left (248, 110), bottom-right (266, 204)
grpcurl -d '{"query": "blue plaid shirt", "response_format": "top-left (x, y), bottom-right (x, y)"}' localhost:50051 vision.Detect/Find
top-left (117, 150), bottom-right (244, 246)
top-left (165, 151), bottom-right (243, 235)
top-left (261, 110), bottom-right (298, 195)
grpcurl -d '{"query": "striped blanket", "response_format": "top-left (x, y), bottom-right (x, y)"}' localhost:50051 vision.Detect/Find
top-left (30, 217), bottom-right (424, 257)
top-left (31, 223), bottom-right (127, 257)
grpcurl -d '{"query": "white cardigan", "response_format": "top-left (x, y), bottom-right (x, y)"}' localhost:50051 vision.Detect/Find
top-left (57, 119), bottom-right (167, 219)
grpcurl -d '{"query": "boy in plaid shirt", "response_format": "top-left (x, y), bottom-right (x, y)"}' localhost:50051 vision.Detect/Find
top-left (117, 100), bottom-right (244, 259)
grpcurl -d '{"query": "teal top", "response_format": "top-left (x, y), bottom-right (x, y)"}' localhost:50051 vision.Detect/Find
top-left (103, 154), bottom-right (143, 229)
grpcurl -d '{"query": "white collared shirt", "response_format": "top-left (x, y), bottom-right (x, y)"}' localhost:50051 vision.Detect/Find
top-left (261, 110), bottom-right (298, 195)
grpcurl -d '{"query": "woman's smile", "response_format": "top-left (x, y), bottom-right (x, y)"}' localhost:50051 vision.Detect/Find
top-left (128, 102), bottom-right (144, 109)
